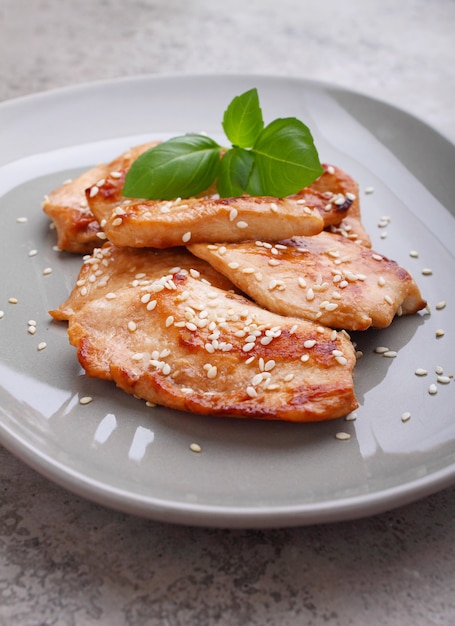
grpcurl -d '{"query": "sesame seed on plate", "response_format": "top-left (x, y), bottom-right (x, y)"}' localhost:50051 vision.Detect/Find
top-left (79, 396), bottom-right (93, 405)
top-left (37, 342), bottom-right (47, 351)
top-left (335, 432), bottom-right (351, 441)
top-left (401, 412), bottom-right (411, 422)
top-left (190, 442), bottom-right (202, 453)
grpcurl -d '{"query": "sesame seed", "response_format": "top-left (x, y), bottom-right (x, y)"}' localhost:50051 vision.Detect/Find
top-left (437, 375), bottom-right (451, 384)
top-left (401, 412), bottom-right (411, 423)
top-left (182, 231), bottom-right (192, 243)
top-left (127, 321), bottom-right (137, 332)
top-left (246, 386), bottom-right (258, 398)
top-left (131, 353), bottom-right (144, 361)
top-left (384, 295), bottom-right (394, 305)
top-left (345, 412), bottom-right (357, 421)
top-left (300, 354), bottom-right (309, 363)
top-left (409, 250), bottom-right (419, 258)
top-left (383, 350), bottom-right (397, 358)
top-left (16, 216), bottom-right (28, 223)
top-left (0, 311), bottom-right (4, 319)
top-left (190, 442), bottom-right (202, 453)
top-left (422, 268), bottom-right (433, 276)
top-left (229, 208), bottom-right (238, 221)
top-left (374, 346), bottom-right (389, 354)
top-left (206, 365), bottom-right (218, 379)
top-left (37, 342), bottom-right (47, 351)
top-left (242, 342), bottom-right (255, 352)
top-left (8, 297), bottom-right (18, 304)
top-left (435, 329), bottom-right (445, 338)
top-left (105, 292), bottom-right (116, 300)
top-left (96, 232), bottom-right (107, 240)
top-left (335, 355), bottom-right (348, 365)
top-left (236, 221), bottom-right (249, 229)
top-left (251, 373), bottom-right (264, 387)
top-left (306, 288), bottom-right (315, 301)
top-left (89, 185), bottom-right (99, 198)
top-left (43, 267), bottom-right (53, 275)
top-left (364, 186), bottom-right (374, 194)
top-left (335, 432), bottom-right (351, 441)
top-left (162, 363), bottom-right (171, 376)
top-left (28, 249), bottom-right (38, 257)
top-left (415, 368), bottom-right (428, 376)
top-left (303, 339), bottom-right (316, 349)
top-left (146, 300), bottom-right (157, 311)
top-left (428, 384), bottom-right (438, 395)
top-left (112, 217), bottom-right (122, 227)
top-left (79, 396), bottom-right (93, 405)
top-left (435, 301), bottom-right (446, 310)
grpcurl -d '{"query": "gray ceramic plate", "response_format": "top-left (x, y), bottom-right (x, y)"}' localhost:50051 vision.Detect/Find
top-left (0, 75), bottom-right (454, 528)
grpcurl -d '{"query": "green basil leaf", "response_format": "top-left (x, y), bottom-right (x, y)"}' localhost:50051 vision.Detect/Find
top-left (123, 134), bottom-right (222, 200)
top-left (217, 148), bottom-right (255, 197)
top-left (222, 88), bottom-right (264, 149)
top-left (246, 117), bottom-right (323, 197)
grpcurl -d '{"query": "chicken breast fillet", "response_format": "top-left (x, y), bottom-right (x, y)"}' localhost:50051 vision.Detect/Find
top-left (50, 243), bottom-right (358, 422)
top-left (189, 226), bottom-right (427, 330)
top-left (85, 163), bottom-right (366, 249)
top-left (42, 141), bottom-right (158, 253)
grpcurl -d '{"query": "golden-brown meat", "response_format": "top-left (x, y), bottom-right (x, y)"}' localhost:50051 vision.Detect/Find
top-left (51, 243), bottom-right (358, 422)
top-left (86, 162), bottom-right (365, 249)
top-left (189, 227), bottom-right (427, 330)
top-left (87, 188), bottom-right (325, 248)
top-left (42, 141), bottom-right (158, 253)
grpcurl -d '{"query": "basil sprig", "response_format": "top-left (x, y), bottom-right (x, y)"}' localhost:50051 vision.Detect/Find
top-left (123, 88), bottom-right (323, 200)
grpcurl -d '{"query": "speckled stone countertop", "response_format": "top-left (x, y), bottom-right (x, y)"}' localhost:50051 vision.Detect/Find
top-left (1, 1), bottom-right (454, 624)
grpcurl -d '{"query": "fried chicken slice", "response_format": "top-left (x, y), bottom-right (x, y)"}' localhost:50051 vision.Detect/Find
top-left (87, 186), bottom-right (324, 248)
top-left (42, 141), bottom-right (158, 253)
top-left (50, 243), bottom-right (358, 422)
top-left (189, 226), bottom-right (427, 330)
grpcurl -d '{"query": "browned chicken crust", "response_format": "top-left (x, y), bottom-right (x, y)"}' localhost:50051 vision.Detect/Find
top-left (42, 141), bottom-right (158, 253)
top-left (51, 243), bottom-right (358, 422)
top-left (189, 226), bottom-right (427, 330)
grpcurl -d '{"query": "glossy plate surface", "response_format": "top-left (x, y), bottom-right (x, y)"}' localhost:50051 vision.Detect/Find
top-left (0, 75), bottom-right (454, 528)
